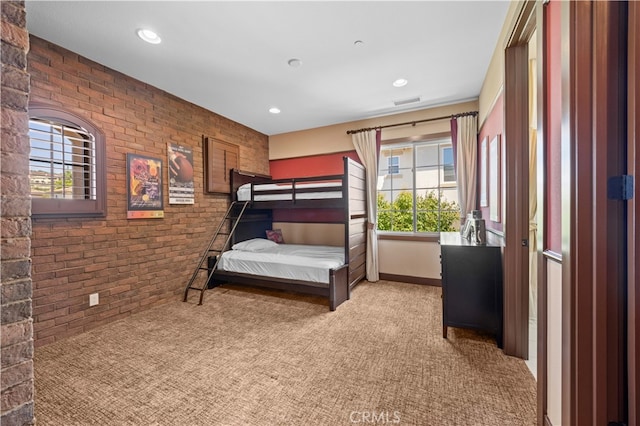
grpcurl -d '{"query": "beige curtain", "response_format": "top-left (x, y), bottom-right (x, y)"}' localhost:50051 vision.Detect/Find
top-left (529, 59), bottom-right (538, 321)
top-left (352, 130), bottom-right (379, 282)
top-left (455, 115), bottom-right (478, 221)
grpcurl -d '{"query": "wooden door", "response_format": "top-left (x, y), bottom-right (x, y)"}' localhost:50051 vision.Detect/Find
top-left (503, 43), bottom-right (530, 359)
top-left (563, 1), bottom-right (628, 424)
top-left (503, 0), bottom-right (537, 361)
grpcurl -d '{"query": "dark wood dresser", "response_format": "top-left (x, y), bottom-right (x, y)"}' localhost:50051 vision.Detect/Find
top-left (439, 232), bottom-right (503, 348)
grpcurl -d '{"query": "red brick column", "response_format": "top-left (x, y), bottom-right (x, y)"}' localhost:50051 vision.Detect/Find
top-left (1, 1), bottom-right (35, 424)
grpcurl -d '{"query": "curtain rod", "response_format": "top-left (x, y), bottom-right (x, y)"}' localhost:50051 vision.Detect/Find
top-left (345, 110), bottom-right (478, 135)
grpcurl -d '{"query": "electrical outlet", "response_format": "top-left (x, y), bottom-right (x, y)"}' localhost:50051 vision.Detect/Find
top-left (89, 293), bottom-right (99, 307)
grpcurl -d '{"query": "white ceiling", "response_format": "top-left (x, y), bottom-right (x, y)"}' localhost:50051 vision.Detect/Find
top-left (25, 1), bottom-right (510, 136)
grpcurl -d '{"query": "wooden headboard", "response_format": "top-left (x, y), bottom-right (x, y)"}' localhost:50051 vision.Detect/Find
top-left (230, 209), bottom-right (273, 246)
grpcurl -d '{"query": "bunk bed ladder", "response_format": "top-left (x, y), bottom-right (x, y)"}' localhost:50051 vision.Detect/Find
top-left (182, 200), bottom-right (250, 305)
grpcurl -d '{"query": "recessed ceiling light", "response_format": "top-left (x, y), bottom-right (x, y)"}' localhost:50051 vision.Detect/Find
top-left (287, 58), bottom-right (302, 68)
top-left (137, 28), bottom-right (161, 44)
top-left (354, 40), bottom-right (364, 46)
top-left (269, 107), bottom-right (281, 114)
top-left (393, 78), bottom-right (408, 88)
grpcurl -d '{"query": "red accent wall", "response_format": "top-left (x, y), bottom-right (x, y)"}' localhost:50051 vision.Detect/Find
top-left (269, 151), bottom-right (361, 222)
top-left (546, 0), bottom-right (563, 254)
top-left (269, 151), bottom-right (360, 179)
top-left (478, 93), bottom-right (504, 233)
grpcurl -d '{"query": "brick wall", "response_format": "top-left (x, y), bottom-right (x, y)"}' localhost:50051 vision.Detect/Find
top-left (28, 36), bottom-right (269, 346)
top-left (1, 1), bottom-right (35, 424)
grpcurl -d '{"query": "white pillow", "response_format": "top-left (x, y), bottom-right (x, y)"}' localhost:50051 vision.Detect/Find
top-left (232, 238), bottom-right (278, 252)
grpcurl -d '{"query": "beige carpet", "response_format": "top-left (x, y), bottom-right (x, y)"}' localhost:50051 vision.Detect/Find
top-left (34, 281), bottom-right (536, 425)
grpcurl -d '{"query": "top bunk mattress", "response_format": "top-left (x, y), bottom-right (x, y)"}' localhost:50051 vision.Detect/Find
top-left (237, 181), bottom-right (343, 201)
top-left (217, 240), bottom-right (344, 284)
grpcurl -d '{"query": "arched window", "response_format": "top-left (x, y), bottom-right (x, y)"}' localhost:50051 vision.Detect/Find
top-left (29, 105), bottom-right (106, 217)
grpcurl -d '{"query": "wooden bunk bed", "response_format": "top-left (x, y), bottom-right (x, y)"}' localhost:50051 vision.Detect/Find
top-left (208, 156), bottom-right (367, 311)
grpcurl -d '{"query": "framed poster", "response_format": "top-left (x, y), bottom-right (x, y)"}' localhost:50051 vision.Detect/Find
top-left (167, 143), bottom-right (195, 204)
top-left (126, 153), bottom-right (164, 219)
top-left (480, 136), bottom-right (488, 207)
top-left (489, 135), bottom-right (501, 222)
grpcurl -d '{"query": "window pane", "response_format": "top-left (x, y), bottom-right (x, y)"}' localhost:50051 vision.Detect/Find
top-left (390, 190), bottom-right (412, 207)
top-left (415, 166), bottom-right (439, 190)
top-left (29, 118), bottom-right (96, 201)
top-left (440, 188), bottom-right (461, 231)
top-left (440, 188), bottom-right (459, 207)
top-left (377, 191), bottom-right (394, 231)
top-left (416, 211), bottom-right (440, 232)
top-left (379, 148), bottom-right (403, 174)
top-left (379, 167), bottom-right (413, 193)
top-left (415, 188), bottom-right (439, 210)
top-left (390, 191), bottom-right (414, 232)
top-left (416, 144), bottom-right (439, 167)
top-left (390, 211), bottom-right (414, 232)
top-left (416, 188), bottom-right (440, 232)
top-left (440, 209), bottom-right (461, 232)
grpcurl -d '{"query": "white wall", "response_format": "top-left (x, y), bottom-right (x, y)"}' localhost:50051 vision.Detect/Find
top-left (269, 100), bottom-right (478, 160)
top-left (378, 240), bottom-right (442, 279)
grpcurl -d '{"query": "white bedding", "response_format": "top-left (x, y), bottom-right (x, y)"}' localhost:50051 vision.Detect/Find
top-left (237, 182), bottom-right (342, 201)
top-left (217, 241), bottom-right (344, 284)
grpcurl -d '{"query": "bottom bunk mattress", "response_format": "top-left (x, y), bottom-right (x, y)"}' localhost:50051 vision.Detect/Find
top-left (217, 238), bottom-right (345, 284)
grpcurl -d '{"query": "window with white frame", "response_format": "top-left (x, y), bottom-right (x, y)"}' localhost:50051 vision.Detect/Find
top-left (377, 137), bottom-right (460, 233)
top-left (29, 105), bottom-right (106, 217)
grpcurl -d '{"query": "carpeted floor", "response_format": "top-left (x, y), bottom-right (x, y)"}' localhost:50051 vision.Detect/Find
top-left (34, 281), bottom-right (536, 425)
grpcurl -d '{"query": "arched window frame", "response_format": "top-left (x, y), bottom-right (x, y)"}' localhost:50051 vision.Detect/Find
top-left (29, 103), bottom-right (106, 218)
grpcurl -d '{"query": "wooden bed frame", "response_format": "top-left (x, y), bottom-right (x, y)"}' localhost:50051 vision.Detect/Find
top-left (208, 157), bottom-right (366, 311)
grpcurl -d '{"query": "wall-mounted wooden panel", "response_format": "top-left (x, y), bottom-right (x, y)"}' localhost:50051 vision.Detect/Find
top-left (204, 136), bottom-right (239, 194)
